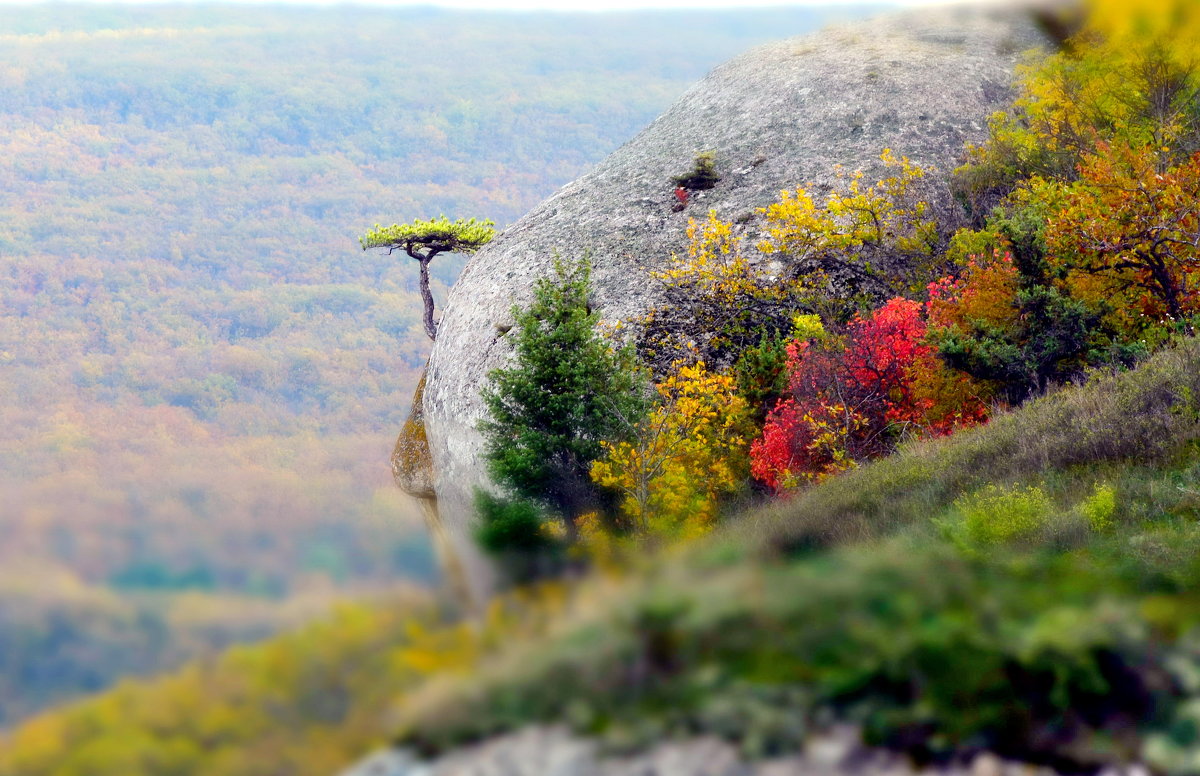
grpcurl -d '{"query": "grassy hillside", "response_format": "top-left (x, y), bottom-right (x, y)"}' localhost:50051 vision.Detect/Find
top-left (8, 336), bottom-right (1200, 774)
top-left (0, 3), bottom-right (878, 724)
top-left (392, 336), bottom-right (1200, 771)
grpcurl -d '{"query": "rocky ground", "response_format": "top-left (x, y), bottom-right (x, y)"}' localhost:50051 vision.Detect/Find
top-left (340, 726), bottom-right (1151, 776)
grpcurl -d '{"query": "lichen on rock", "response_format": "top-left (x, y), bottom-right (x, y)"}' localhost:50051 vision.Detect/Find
top-left (392, 366), bottom-right (490, 609)
top-left (392, 369), bottom-right (435, 499)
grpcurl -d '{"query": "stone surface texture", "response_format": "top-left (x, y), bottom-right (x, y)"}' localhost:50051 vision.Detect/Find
top-left (338, 726), bottom-right (1109, 776)
top-left (418, 4), bottom-right (1048, 601)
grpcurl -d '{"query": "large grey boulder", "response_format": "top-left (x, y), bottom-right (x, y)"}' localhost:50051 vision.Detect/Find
top-left (414, 4), bottom-right (1048, 602)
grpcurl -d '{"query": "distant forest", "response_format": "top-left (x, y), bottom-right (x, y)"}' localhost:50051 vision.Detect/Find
top-left (0, 3), bottom-right (880, 726)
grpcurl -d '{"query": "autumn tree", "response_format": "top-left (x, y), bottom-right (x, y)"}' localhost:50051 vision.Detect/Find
top-left (360, 216), bottom-right (495, 339)
top-left (941, 3), bottom-right (1200, 399)
top-left (641, 153), bottom-right (941, 377)
top-left (590, 361), bottom-right (750, 539)
top-left (1048, 144), bottom-right (1200, 330)
top-left (758, 149), bottom-right (943, 317)
top-left (925, 247), bottom-right (1102, 403)
top-left (750, 298), bottom-right (973, 491)
top-left (954, 0), bottom-right (1200, 221)
top-left (639, 210), bottom-right (809, 374)
top-left (479, 259), bottom-right (647, 534)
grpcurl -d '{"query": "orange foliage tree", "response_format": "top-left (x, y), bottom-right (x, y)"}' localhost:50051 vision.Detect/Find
top-left (1048, 144), bottom-right (1200, 331)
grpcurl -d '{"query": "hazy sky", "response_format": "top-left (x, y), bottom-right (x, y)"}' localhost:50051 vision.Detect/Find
top-left (0, 0), bottom-right (961, 8)
top-left (340, 0), bottom-right (954, 7)
top-left (300, 0), bottom-right (947, 7)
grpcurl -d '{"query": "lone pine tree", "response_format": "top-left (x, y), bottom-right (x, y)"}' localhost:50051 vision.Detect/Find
top-left (360, 216), bottom-right (495, 340)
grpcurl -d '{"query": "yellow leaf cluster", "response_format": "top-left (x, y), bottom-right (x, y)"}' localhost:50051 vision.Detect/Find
top-left (590, 361), bottom-right (750, 541)
top-left (641, 209), bottom-right (812, 370)
top-left (656, 210), bottom-right (795, 302)
top-left (757, 149), bottom-right (939, 292)
top-left (791, 313), bottom-right (826, 341)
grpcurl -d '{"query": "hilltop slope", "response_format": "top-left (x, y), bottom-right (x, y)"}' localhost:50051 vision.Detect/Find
top-left (387, 337), bottom-right (1200, 775)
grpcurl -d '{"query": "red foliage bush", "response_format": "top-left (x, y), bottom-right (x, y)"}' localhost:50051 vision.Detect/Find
top-left (751, 298), bottom-right (987, 491)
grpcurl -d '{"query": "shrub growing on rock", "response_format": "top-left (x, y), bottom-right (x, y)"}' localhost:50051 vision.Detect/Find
top-left (671, 150), bottom-right (721, 191)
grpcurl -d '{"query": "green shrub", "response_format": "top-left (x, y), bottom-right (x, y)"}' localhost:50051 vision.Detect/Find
top-left (671, 151), bottom-right (721, 191)
top-left (733, 330), bottom-right (790, 424)
top-left (956, 483), bottom-right (1053, 544)
top-left (474, 490), bottom-right (564, 583)
top-left (479, 258), bottom-right (647, 525)
top-left (1080, 482), bottom-right (1118, 532)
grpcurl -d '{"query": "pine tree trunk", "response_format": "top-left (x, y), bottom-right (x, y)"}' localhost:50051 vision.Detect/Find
top-left (419, 256), bottom-right (438, 340)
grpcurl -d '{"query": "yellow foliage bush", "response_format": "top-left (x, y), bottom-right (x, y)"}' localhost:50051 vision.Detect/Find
top-left (640, 210), bottom-right (812, 372)
top-left (1080, 482), bottom-right (1118, 532)
top-left (590, 361), bottom-right (750, 540)
top-left (655, 210), bottom-right (759, 297)
top-left (790, 313), bottom-right (825, 341)
top-left (758, 149), bottom-right (940, 306)
top-left (955, 484), bottom-right (1053, 545)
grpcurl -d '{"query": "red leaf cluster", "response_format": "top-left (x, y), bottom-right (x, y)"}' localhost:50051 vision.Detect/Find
top-left (751, 298), bottom-right (986, 491)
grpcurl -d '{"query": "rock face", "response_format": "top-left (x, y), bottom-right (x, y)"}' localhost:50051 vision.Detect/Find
top-left (417, 4), bottom-right (1047, 602)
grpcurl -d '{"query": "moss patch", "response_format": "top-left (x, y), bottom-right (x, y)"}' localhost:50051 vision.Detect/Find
top-left (392, 368), bottom-right (435, 498)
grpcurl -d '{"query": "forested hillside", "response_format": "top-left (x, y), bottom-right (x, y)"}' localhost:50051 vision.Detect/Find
top-left (0, 3), bottom-right (875, 726)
